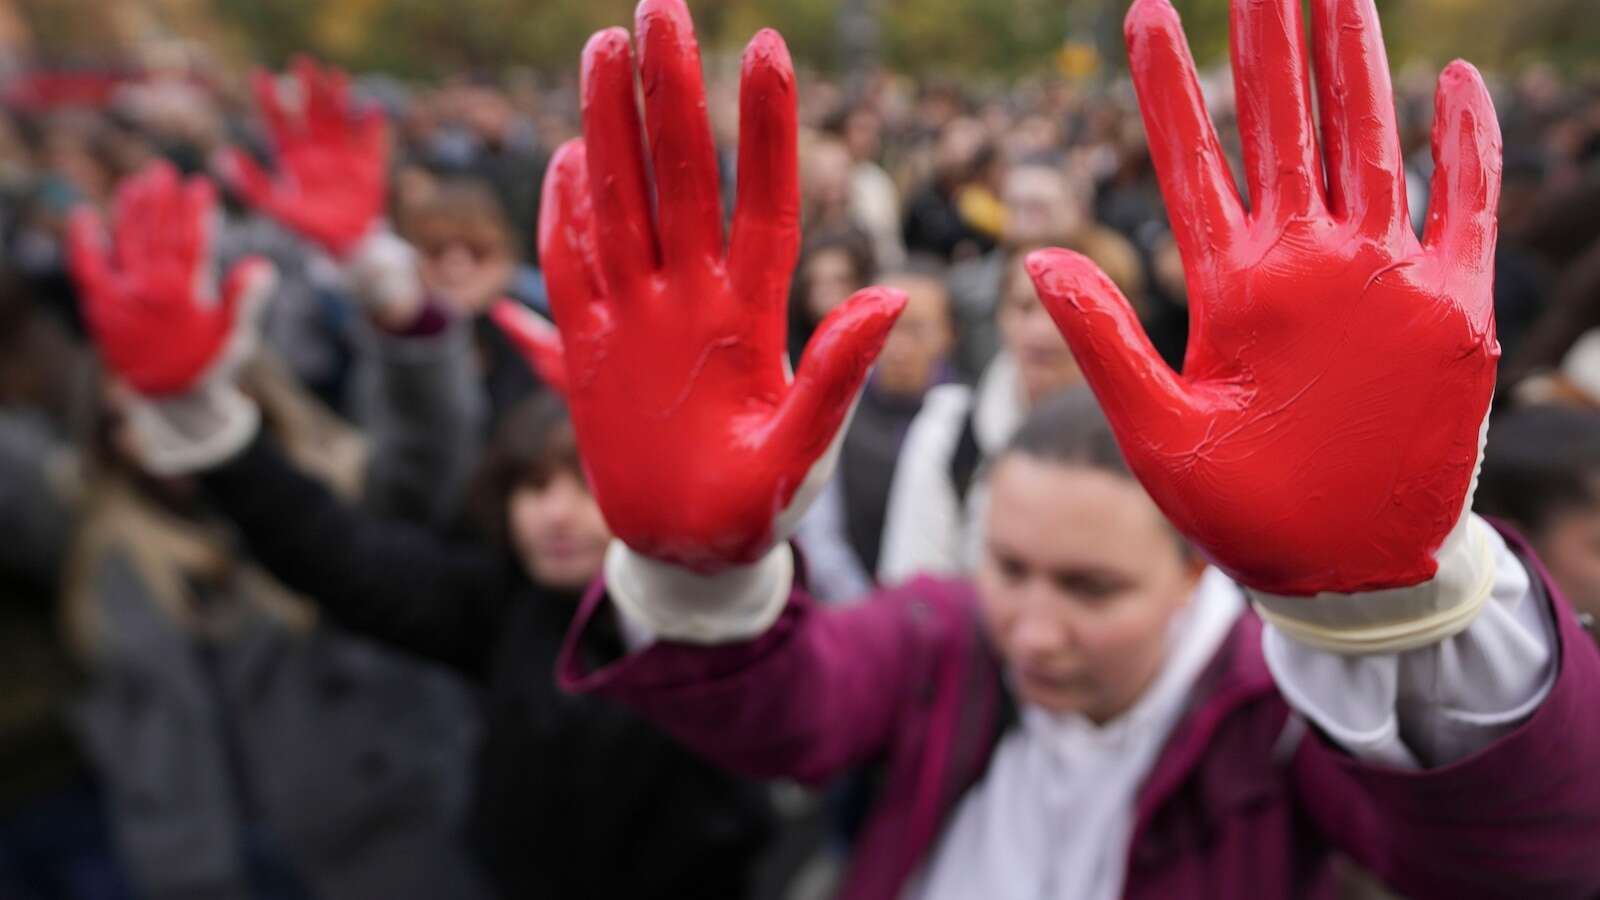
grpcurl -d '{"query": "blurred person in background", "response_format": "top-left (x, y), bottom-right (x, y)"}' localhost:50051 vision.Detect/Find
top-left (788, 225), bottom-right (878, 368)
top-left (796, 260), bottom-right (956, 603)
top-left (800, 133), bottom-right (857, 239)
top-left (826, 105), bottom-right (906, 271)
top-left (878, 245), bottom-right (1082, 583)
top-left (64, 155), bottom-right (489, 900)
top-left (72, 141), bottom-right (777, 900)
top-left (1477, 404), bottom-right (1600, 633)
top-left (948, 159), bottom-right (1144, 381)
top-left (0, 267), bottom-right (131, 900)
top-left (389, 175), bottom-right (543, 432)
top-left (901, 115), bottom-right (997, 262)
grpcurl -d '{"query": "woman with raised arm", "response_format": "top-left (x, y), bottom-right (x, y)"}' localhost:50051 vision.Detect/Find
top-left (495, 0), bottom-right (1600, 897)
top-left (66, 60), bottom-right (779, 898)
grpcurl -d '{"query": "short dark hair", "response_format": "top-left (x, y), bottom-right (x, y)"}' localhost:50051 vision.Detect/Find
top-left (999, 387), bottom-right (1194, 555)
top-left (1002, 387), bottom-right (1131, 477)
top-left (469, 391), bottom-right (583, 547)
top-left (1476, 405), bottom-right (1600, 538)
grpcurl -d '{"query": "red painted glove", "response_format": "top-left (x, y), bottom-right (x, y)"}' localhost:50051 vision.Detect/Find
top-left (1026, 0), bottom-right (1501, 599)
top-left (506, 0), bottom-right (903, 574)
top-left (491, 300), bottom-right (569, 395)
top-left (68, 162), bottom-right (274, 398)
top-left (217, 57), bottom-right (387, 258)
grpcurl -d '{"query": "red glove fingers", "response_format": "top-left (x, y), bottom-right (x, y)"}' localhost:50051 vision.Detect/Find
top-left (217, 57), bottom-right (387, 257)
top-left (636, 0), bottom-right (725, 264)
top-left (499, 0), bottom-right (903, 573)
top-left (728, 30), bottom-right (801, 323)
top-left (491, 299), bottom-right (570, 395)
top-left (1421, 61), bottom-right (1502, 283)
top-left (581, 28), bottom-right (658, 294)
top-left (69, 162), bottom-right (273, 397)
top-left (1309, 0), bottom-right (1407, 232)
top-left (1124, 0), bottom-right (1246, 308)
top-left (1228, 0), bottom-right (1321, 224)
top-left (1028, 0), bottom-right (1501, 597)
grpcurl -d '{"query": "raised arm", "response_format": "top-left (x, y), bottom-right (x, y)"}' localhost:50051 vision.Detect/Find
top-left (68, 163), bottom-right (512, 678)
top-left (216, 59), bottom-right (488, 525)
top-left (1026, 0), bottom-right (1600, 892)
top-left (495, 0), bottom-right (921, 778)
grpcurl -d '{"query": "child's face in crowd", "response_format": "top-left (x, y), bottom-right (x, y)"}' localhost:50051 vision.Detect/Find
top-left (998, 255), bottom-right (1080, 405)
top-left (802, 248), bottom-right (861, 324)
top-left (1535, 505), bottom-right (1600, 620)
top-left (976, 455), bottom-right (1202, 723)
top-left (413, 216), bottom-right (515, 317)
top-left (875, 274), bottom-right (953, 397)
top-left (507, 470), bottom-right (612, 591)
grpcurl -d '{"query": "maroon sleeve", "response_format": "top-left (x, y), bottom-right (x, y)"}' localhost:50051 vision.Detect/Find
top-left (557, 572), bottom-right (968, 785)
top-left (1291, 535), bottom-right (1600, 900)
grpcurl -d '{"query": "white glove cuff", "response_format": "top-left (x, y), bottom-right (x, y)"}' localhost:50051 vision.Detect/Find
top-left (127, 382), bottom-right (261, 477)
top-left (1250, 512), bottom-right (1498, 655)
top-left (344, 225), bottom-right (423, 324)
top-left (604, 541), bottom-right (794, 645)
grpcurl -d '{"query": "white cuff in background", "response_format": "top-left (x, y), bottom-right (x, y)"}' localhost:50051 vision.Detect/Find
top-left (1249, 512), bottom-right (1498, 656)
top-left (343, 226), bottom-right (423, 324)
top-left (127, 382), bottom-right (261, 477)
top-left (603, 541), bottom-right (794, 646)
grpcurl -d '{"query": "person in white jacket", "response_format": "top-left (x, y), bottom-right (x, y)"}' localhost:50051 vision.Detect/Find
top-left (877, 246), bottom-right (1082, 583)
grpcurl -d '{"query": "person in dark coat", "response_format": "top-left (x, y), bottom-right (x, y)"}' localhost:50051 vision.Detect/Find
top-left (194, 393), bottom-right (775, 900)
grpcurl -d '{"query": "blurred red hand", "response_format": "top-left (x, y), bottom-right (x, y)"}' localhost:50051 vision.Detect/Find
top-left (218, 57), bottom-right (387, 257)
top-left (491, 300), bottom-right (568, 394)
top-left (68, 162), bottom-right (274, 397)
top-left (504, 0), bottom-right (903, 573)
top-left (1027, 0), bottom-right (1501, 596)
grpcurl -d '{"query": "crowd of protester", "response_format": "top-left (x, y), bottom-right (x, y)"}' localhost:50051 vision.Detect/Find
top-left (0, 31), bottom-right (1598, 900)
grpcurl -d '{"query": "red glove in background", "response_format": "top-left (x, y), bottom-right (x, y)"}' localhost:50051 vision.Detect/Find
top-left (68, 162), bottom-right (274, 397)
top-left (492, 300), bottom-right (569, 395)
top-left (216, 57), bottom-right (387, 258)
top-left (505, 0), bottom-right (903, 574)
top-left (1026, 0), bottom-right (1501, 597)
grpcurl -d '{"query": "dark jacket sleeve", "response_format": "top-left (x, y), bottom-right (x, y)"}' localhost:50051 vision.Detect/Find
top-left (1291, 541), bottom-right (1600, 900)
top-left (202, 430), bottom-right (516, 679)
top-left (357, 319), bottom-right (487, 528)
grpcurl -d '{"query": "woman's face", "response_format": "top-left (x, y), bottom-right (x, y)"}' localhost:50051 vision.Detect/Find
top-left (875, 274), bottom-right (953, 397)
top-left (802, 247), bottom-right (861, 324)
top-left (507, 470), bottom-right (612, 591)
top-left (997, 255), bottom-right (1081, 405)
top-left (976, 455), bottom-right (1203, 722)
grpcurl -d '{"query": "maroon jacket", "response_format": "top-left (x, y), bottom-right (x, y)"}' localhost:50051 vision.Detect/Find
top-left (560, 528), bottom-right (1600, 899)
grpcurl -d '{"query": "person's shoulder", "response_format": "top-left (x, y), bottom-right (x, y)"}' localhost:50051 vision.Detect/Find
top-left (913, 382), bottom-right (975, 428)
top-left (897, 384), bottom-right (976, 468)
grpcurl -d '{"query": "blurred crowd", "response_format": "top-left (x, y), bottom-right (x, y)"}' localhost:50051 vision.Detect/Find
top-left (1, 40), bottom-right (1599, 900)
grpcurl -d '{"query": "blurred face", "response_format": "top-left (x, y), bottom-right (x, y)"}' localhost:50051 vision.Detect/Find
top-left (935, 117), bottom-right (985, 180)
top-left (875, 274), bottom-right (953, 397)
top-left (803, 139), bottom-right (854, 219)
top-left (1002, 165), bottom-right (1085, 247)
top-left (1536, 506), bottom-right (1600, 623)
top-left (802, 247), bottom-right (860, 323)
top-left (507, 471), bottom-right (612, 591)
top-left (998, 254), bottom-right (1080, 405)
top-left (978, 455), bottom-right (1203, 721)
top-left (413, 215), bottom-right (515, 316)
top-left (844, 109), bottom-right (881, 162)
